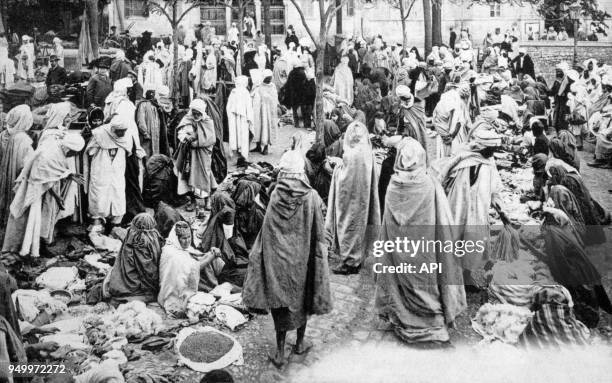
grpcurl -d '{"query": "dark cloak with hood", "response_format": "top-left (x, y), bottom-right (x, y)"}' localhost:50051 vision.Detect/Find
top-left (242, 178), bottom-right (332, 316)
top-left (106, 213), bottom-right (163, 302)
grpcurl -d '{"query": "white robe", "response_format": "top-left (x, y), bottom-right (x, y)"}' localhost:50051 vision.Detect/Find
top-left (227, 83), bottom-right (254, 158)
top-left (138, 61), bottom-right (163, 93)
top-left (158, 230), bottom-right (200, 313)
top-left (86, 125), bottom-right (130, 220)
top-left (333, 63), bottom-right (354, 106)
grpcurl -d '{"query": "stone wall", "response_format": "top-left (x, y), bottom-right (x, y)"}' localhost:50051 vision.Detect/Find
top-left (522, 41), bottom-right (612, 83)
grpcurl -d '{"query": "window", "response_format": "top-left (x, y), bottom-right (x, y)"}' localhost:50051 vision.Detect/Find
top-left (201, 5), bottom-right (226, 36)
top-left (125, 0), bottom-right (148, 18)
top-left (270, 0), bottom-right (285, 35)
top-left (490, 4), bottom-right (501, 18)
top-left (347, 0), bottom-right (355, 17)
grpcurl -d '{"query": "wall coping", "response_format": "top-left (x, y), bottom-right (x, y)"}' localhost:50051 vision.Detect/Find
top-left (521, 41), bottom-right (612, 48)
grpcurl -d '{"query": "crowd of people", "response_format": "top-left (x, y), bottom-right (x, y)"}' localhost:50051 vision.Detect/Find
top-left (1, 20), bottom-right (612, 380)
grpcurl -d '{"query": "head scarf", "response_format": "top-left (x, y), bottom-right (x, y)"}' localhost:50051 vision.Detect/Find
top-left (323, 120), bottom-right (341, 147)
top-left (468, 125), bottom-right (502, 151)
top-left (6, 105), bottom-right (33, 134)
top-left (211, 192), bottom-right (235, 217)
top-left (156, 85), bottom-right (173, 113)
top-left (343, 121), bottom-right (370, 150)
top-left (457, 83), bottom-right (471, 99)
top-left (393, 137), bottom-right (426, 181)
top-left (44, 102), bottom-right (72, 130)
top-left (232, 179), bottom-right (261, 209)
top-left (115, 49), bottom-right (126, 61)
top-left (548, 138), bottom-right (578, 172)
top-left (167, 220), bottom-right (192, 249)
top-left (278, 149), bottom-right (306, 180)
top-left (60, 134), bottom-right (85, 152)
top-left (396, 85), bottom-right (412, 98)
top-left (189, 98), bottom-right (207, 116)
top-left (113, 77), bottom-right (132, 94)
top-left (235, 75), bottom-right (249, 88)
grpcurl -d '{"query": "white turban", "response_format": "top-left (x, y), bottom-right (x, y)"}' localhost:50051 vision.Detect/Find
top-left (278, 149), bottom-right (305, 174)
top-left (472, 128), bottom-right (502, 147)
top-left (61, 134), bottom-right (85, 152)
top-left (157, 85), bottom-right (170, 98)
top-left (396, 85), bottom-right (412, 98)
top-left (113, 77), bottom-right (132, 93)
top-left (189, 98), bottom-right (207, 115)
top-left (556, 61), bottom-right (570, 73)
top-left (263, 69), bottom-right (273, 78)
top-left (566, 69), bottom-right (580, 82)
top-left (236, 75), bottom-right (249, 88)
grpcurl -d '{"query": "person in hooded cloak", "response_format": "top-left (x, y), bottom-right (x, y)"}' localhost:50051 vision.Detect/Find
top-left (242, 150), bottom-right (331, 368)
top-left (2, 135), bottom-right (85, 258)
top-left (325, 121), bottom-right (381, 275)
top-left (105, 213), bottom-right (163, 302)
top-left (175, 98), bottom-right (217, 212)
top-left (375, 137), bottom-right (466, 344)
top-left (252, 69), bottom-right (279, 154)
top-left (0, 105), bottom-right (34, 246)
top-left (227, 75), bottom-right (254, 160)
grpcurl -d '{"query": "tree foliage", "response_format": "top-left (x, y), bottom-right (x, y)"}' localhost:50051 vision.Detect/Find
top-left (448, 0), bottom-right (610, 23)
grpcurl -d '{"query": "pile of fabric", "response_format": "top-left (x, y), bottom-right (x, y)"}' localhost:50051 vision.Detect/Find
top-left (472, 303), bottom-right (534, 344)
top-left (83, 301), bottom-right (163, 346)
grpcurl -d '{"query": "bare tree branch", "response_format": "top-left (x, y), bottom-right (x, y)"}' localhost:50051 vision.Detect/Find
top-left (325, 0), bottom-right (350, 30)
top-left (288, 0), bottom-right (317, 45)
top-left (402, 0), bottom-right (417, 20)
top-left (177, 2), bottom-right (206, 24)
top-left (146, 0), bottom-right (173, 23)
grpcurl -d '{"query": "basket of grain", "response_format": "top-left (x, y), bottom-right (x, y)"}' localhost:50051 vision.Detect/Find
top-left (175, 326), bottom-right (244, 372)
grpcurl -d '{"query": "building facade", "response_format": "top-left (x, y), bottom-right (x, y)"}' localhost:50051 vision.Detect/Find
top-left (114, 0), bottom-right (612, 49)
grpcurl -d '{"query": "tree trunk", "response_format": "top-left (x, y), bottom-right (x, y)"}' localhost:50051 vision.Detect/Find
top-left (422, 0), bottom-right (432, 57)
top-left (170, 4), bottom-right (177, 106)
top-left (0, 2), bottom-right (6, 34)
top-left (399, 2), bottom-right (407, 50)
top-left (315, 20), bottom-right (327, 143)
top-left (171, 25), bottom-right (179, 106)
top-left (336, 0), bottom-right (343, 36)
top-left (86, 0), bottom-right (99, 58)
top-left (238, 5), bottom-right (245, 76)
top-left (432, 0), bottom-right (442, 46)
top-left (262, 0), bottom-right (272, 47)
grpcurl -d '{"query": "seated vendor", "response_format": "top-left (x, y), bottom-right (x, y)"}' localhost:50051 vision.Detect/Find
top-left (158, 221), bottom-right (222, 315)
top-left (200, 192), bottom-right (250, 290)
top-left (104, 213), bottom-right (163, 303)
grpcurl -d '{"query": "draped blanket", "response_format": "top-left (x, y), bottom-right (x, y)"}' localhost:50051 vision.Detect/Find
top-left (242, 179), bottom-right (331, 315)
top-left (252, 83), bottom-right (279, 146)
top-left (0, 130), bottom-right (33, 245)
top-left (325, 128), bottom-right (381, 267)
top-left (3, 141), bottom-right (70, 257)
top-left (431, 151), bottom-right (502, 278)
top-left (375, 174), bottom-right (466, 342)
top-left (107, 214), bottom-right (163, 301)
top-left (333, 64), bottom-right (354, 106)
